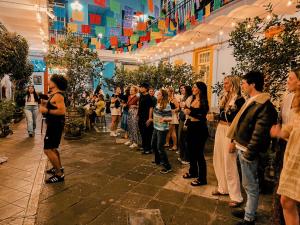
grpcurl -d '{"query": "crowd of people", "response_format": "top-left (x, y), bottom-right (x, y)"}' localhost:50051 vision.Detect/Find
top-left (22, 68), bottom-right (300, 225)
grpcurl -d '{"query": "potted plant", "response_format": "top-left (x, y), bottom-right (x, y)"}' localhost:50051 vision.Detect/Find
top-left (0, 100), bottom-right (15, 138)
top-left (64, 117), bottom-right (84, 140)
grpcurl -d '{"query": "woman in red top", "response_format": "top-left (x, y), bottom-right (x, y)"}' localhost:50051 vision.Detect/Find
top-left (124, 86), bottom-right (141, 149)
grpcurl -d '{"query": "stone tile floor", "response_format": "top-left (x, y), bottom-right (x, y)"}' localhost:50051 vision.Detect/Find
top-left (34, 129), bottom-right (272, 225)
top-left (0, 116), bottom-right (47, 225)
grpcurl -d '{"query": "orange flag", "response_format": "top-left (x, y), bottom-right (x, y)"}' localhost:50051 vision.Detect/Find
top-left (148, 0), bottom-right (154, 13)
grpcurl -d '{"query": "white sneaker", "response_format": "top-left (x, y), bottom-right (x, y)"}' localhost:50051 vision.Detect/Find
top-left (124, 141), bottom-right (131, 145)
top-left (129, 143), bottom-right (138, 148)
top-left (110, 132), bottom-right (117, 137)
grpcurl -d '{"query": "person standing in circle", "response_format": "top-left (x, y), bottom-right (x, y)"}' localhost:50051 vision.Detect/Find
top-left (24, 85), bottom-right (40, 137)
top-left (183, 82), bottom-right (209, 186)
top-left (39, 74), bottom-right (67, 184)
top-left (212, 76), bottom-right (244, 207)
top-left (110, 86), bottom-right (122, 137)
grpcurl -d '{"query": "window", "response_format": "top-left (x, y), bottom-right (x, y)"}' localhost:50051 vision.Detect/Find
top-left (193, 46), bottom-right (214, 103)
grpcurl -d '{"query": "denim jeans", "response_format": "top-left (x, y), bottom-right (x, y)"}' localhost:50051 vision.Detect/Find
top-left (238, 150), bottom-right (259, 221)
top-left (24, 105), bottom-right (38, 134)
top-left (151, 129), bottom-right (171, 170)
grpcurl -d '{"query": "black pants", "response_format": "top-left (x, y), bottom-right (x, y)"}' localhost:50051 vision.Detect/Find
top-left (138, 119), bottom-right (153, 152)
top-left (187, 121), bottom-right (208, 183)
top-left (178, 120), bottom-right (189, 162)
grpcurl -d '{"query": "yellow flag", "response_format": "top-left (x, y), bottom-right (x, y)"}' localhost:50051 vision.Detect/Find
top-left (158, 19), bottom-right (166, 31)
top-left (68, 23), bottom-right (78, 32)
top-left (170, 21), bottom-right (176, 31)
top-left (205, 3), bottom-right (211, 17)
top-left (91, 38), bottom-right (98, 45)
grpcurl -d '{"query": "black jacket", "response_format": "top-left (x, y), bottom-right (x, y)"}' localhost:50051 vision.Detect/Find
top-left (232, 98), bottom-right (277, 161)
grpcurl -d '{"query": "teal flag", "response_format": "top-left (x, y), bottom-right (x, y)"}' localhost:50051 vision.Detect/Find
top-left (106, 16), bottom-right (117, 27)
top-left (95, 26), bottom-right (106, 36)
top-left (110, 0), bottom-right (120, 14)
top-left (214, 0), bottom-right (221, 10)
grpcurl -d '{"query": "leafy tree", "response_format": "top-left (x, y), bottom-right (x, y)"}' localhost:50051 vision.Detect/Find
top-left (46, 32), bottom-right (104, 107)
top-left (0, 29), bottom-right (33, 102)
top-left (109, 61), bottom-right (204, 90)
top-left (214, 5), bottom-right (300, 102)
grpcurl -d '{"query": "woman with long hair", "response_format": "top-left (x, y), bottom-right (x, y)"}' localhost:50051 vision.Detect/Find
top-left (151, 89), bottom-right (173, 174)
top-left (24, 85), bottom-right (40, 137)
top-left (271, 68), bottom-right (300, 225)
top-left (165, 87), bottom-right (179, 151)
top-left (183, 82), bottom-right (209, 186)
top-left (125, 86), bottom-right (141, 149)
top-left (212, 76), bottom-right (244, 207)
top-left (110, 86), bottom-right (122, 137)
top-left (178, 85), bottom-right (192, 164)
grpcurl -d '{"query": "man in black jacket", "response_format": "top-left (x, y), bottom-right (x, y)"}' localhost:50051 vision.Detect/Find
top-left (227, 71), bottom-right (277, 225)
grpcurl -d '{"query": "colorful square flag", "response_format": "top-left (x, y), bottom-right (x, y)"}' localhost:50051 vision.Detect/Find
top-left (110, 0), bottom-right (120, 14)
top-left (90, 14), bottom-right (101, 25)
top-left (205, 3), bottom-right (211, 17)
top-left (123, 28), bottom-right (133, 36)
top-left (95, 26), bottom-right (106, 36)
top-left (68, 23), bottom-right (78, 32)
top-left (81, 25), bottom-right (91, 34)
top-left (214, 0), bottom-right (221, 10)
top-left (91, 38), bottom-right (98, 45)
top-left (197, 9), bottom-right (203, 22)
top-left (110, 36), bottom-right (118, 46)
top-left (106, 17), bottom-right (117, 27)
top-left (130, 34), bottom-right (139, 44)
top-left (72, 10), bottom-right (84, 22)
top-left (94, 0), bottom-right (106, 8)
top-left (148, 0), bottom-right (154, 13)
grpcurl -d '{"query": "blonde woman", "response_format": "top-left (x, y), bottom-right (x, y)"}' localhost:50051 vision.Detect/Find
top-left (165, 87), bottom-right (179, 151)
top-left (212, 76), bottom-right (245, 207)
top-left (125, 86), bottom-right (140, 149)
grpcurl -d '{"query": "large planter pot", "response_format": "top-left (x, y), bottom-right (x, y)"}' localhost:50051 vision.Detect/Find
top-left (64, 123), bottom-right (82, 140)
top-left (0, 123), bottom-right (13, 138)
top-left (13, 110), bottom-right (24, 123)
top-left (64, 110), bottom-right (84, 140)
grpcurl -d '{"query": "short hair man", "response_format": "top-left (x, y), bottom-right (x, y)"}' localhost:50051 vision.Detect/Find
top-left (227, 71), bottom-right (277, 225)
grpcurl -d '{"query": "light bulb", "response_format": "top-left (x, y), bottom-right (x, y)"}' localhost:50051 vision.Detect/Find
top-left (287, 0), bottom-right (292, 6)
top-left (190, 41), bottom-right (194, 45)
top-left (207, 37), bottom-right (211, 41)
top-left (266, 14), bottom-right (272, 21)
top-left (231, 22), bottom-right (236, 27)
top-left (219, 30), bottom-right (224, 36)
top-left (175, 43), bottom-right (179, 47)
top-left (247, 24), bottom-right (251, 28)
top-left (181, 46), bottom-right (185, 50)
top-left (36, 12), bottom-right (42, 24)
top-left (169, 49), bottom-right (173, 52)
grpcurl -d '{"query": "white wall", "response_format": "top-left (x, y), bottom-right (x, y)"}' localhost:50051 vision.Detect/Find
top-left (211, 42), bottom-right (236, 108)
top-left (0, 75), bottom-right (12, 100)
top-left (169, 51), bottom-right (193, 65)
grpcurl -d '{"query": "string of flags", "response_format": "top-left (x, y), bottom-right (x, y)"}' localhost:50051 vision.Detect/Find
top-left (49, 0), bottom-right (235, 54)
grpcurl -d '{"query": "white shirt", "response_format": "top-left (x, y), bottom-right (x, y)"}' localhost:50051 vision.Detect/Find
top-left (25, 94), bottom-right (38, 106)
top-left (281, 92), bottom-right (295, 125)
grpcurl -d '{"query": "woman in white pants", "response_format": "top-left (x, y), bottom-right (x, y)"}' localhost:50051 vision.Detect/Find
top-left (212, 76), bottom-right (245, 207)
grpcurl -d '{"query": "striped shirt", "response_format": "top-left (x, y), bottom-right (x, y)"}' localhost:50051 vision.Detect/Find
top-left (153, 103), bottom-right (172, 131)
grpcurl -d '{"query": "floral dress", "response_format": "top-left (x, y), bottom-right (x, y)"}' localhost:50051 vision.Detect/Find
top-left (127, 95), bottom-right (141, 145)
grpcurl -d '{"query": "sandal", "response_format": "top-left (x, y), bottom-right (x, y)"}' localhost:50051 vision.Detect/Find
top-left (45, 174), bottom-right (65, 184)
top-left (191, 179), bottom-right (207, 186)
top-left (229, 201), bottom-right (243, 208)
top-left (212, 190), bottom-right (229, 196)
top-left (183, 173), bottom-right (196, 179)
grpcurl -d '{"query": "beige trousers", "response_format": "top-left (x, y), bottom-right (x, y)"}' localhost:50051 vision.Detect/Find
top-left (213, 123), bottom-right (243, 202)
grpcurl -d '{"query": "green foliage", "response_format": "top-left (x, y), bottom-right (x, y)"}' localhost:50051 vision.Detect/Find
top-left (108, 61), bottom-right (204, 90)
top-left (224, 7), bottom-right (300, 101)
top-left (0, 100), bottom-right (15, 126)
top-left (0, 31), bottom-right (32, 88)
top-left (46, 32), bottom-right (104, 107)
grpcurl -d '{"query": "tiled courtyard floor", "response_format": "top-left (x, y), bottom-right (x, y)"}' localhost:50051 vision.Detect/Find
top-left (36, 131), bottom-right (272, 225)
top-left (0, 119), bottom-right (273, 225)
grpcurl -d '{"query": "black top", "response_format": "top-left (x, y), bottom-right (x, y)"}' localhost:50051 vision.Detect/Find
top-left (151, 96), bottom-right (157, 107)
top-left (112, 94), bottom-right (121, 108)
top-left (170, 102), bottom-right (176, 109)
top-left (46, 92), bottom-right (65, 121)
top-left (189, 106), bottom-right (208, 122)
top-left (138, 93), bottom-right (154, 120)
top-left (219, 97), bottom-right (245, 123)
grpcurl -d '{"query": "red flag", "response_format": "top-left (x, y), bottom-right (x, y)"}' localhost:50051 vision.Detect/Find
top-left (123, 28), bottom-right (133, 36)
top-left (110, 36), bottom-right (118, 46)
top-left (89, 14), bottom-right (101, 25)
top-left (81, 25), bottom-right (90, 34)
top-left (94, 0), bottom-right (106, 8)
